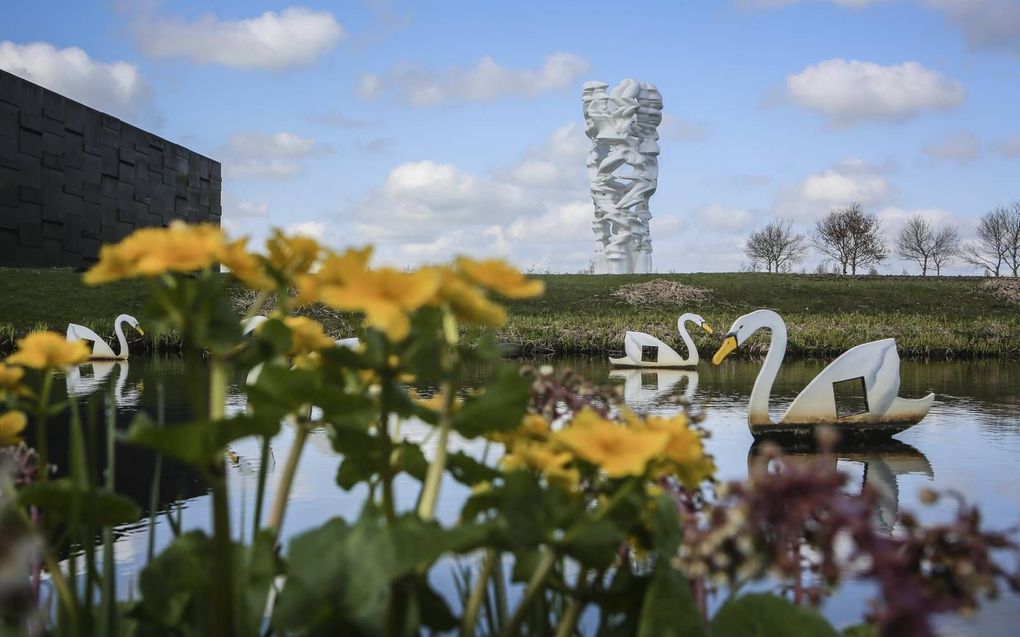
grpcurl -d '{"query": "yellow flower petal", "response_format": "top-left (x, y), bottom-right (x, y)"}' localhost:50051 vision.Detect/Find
top-left (456, 257), bottom-right (544, 299)
top-left (0, 410), bottom-right (27, 445)
top-left (555, 408), bottom-right (669, 478)
top-left (7, 332), bottom-right (90, 369)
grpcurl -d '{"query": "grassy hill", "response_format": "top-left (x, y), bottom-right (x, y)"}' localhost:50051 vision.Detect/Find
top-left (2, 268), bottom-right (1018, 359)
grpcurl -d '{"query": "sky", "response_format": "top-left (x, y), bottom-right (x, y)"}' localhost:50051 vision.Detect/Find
top-left (2, 0), bottom-right (1019, 274)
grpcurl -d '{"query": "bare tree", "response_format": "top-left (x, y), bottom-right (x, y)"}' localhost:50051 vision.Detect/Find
top-left (896, 216), bottom-right (935, 276)
top-left (812, 203), bottom-right (888, 275)
top-left (930, 225), bottom-right (959, 276)
top-left (895, 216), bottom-right (959, 276)
top-left (961, 203), bottom-right (1020, 277)
top-left (744, 218), bottom-right (808, 273)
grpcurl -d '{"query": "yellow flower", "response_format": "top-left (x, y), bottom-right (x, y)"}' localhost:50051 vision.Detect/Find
top-left (642, 413), bottom-right (715, 487)
top-left (429, 267), bottom-right (507, 327)
top-left (266, 230), bottom-right (320, 276)
top-left (318, 267), bottom-right (441, 342)
top-left (219, 238), bottom-right (273, 290)
top-left (7, 332), bottom-right (90, 369)
top-left (0, 364), bottom-right (24, 399)
top-left (502, 440), bottom-right (580, 490)
top-left (554, 408), bottom-right (669, 478)
top-left (456, 257), bottom-right (544, 299)
top-left (294, 246), bottom-right (373, 306)
top-left (281, 317), bottom-right (335, 356)
top-left (0, 411), bottom-right (27, 445)
top-left (84, 222), bottom-right (224, 284)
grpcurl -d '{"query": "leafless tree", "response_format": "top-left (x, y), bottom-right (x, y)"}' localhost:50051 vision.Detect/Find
top-left (960, 203), bottom-right (1020, 277)
top-left (744, 218), bottom-right (808, 273)
top-left (896, 216), bottom-right (959, 276)
top-left (812, 203), bottom-right (888, 275)
top-left (930, 225), bottom-right (960, 276)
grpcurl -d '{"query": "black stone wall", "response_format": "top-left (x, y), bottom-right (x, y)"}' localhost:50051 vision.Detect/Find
top-left (0, 69), bottom-right (221, 268)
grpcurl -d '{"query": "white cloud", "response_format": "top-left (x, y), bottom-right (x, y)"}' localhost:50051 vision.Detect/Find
top-left (357, 52), bottom-right (589, 107)
top-left (225, 132), bottom-right (318, 157)
top-left (926, 0), bottom-right (1020, 56)
top-left (220, 131), bottom-right (319, 180)
top-left (697, 204), bottom-right (755, 231)
top-left (775, 158), bottom-right (896, 218)
top-left (498, 122), bottom-right (588, 191)
top-left (132, 8), bottom-right (344, 70)
top-left (287, 221), bottom-right (326, 238)
top-left (877, 206), bottom-right (956, 236)
top-left (922, 130), bottom-right (981, 163)
top-left (998, 134), bottom-right (1020, 158)
top-left (785, 58), bottom-right (965, 126)
top-left (0, 41), bottom-right (153, 122)
top-left (660, 113), bottom-right (711, 142)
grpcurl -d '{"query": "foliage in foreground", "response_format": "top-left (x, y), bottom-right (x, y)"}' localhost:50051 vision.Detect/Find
top-left (0, 221), bottom-right (1017, 637)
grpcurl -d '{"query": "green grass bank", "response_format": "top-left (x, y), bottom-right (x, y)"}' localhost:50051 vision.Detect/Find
top-left (2, 268), bottom-right (1018, 359)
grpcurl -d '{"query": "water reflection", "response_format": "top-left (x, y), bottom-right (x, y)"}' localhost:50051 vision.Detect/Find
top-left (65, 361), bottom-right (143, 409)
top-left (41, 355), bottom-right (1020, 636)
top-left (607, 368), bottom-right (698, 405)
top-left (748, 439), bottom-right (934, 532)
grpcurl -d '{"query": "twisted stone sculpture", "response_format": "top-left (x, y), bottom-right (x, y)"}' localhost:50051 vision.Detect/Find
top-left (582, 79), bottom-right (662, 274)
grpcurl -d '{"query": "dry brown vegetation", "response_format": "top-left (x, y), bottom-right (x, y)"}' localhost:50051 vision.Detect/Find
top-left (981, 278), bottom-right (1020, 306)
top-left (610, 279), bottom-right (711, 307)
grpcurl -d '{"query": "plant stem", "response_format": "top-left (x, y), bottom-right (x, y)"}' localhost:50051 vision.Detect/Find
top-left (461, 549), bottom-right (498, 637)
top-left (500, 548), bottom-right (558, 637)
top-left (100, 385), bottom-right (117, 637)
top-left (417, 379), bottom-right (453, 521)
top-left (208, 360), bottom-right (236, 637)
top-left (267, 417), bottom-right (308, 537)
top-left (146, 383), bottom-right (165, 561)
top-left (554, 597), bottom-right (584, 637)
top-left (252, 435), bottom-right (271, 536)
top-left (35, 372), bottom-right (53, 480)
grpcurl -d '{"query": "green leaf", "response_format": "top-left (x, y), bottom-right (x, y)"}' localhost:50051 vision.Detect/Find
top-left (840, 625), bottom-right (875, 637)
top-left (124, 412), bottom-right (279, 469)
top-left (560, 517), bottom-right (626, 569)
top-left (711, 594), bottom-right (839, 637)
top-left (18, 480), bottom-right (139, 527)
top-left (446, 451), bottom-right (501, 486)
top-left (637, 565), bottom-right (706, 637)
top-left (451, 364), bottom-right (529, 438)
top-left (273, 510), bottom-right (490, 635)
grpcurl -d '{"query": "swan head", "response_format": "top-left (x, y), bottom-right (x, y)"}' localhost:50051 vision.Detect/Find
top-left (712, 309), bottom-right (780, 365)
top-left (678, 313), bottom-right (714, 334)
top-left (119, 314), bottom-right (144, 335)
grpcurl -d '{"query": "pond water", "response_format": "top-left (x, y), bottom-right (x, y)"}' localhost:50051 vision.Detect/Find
top-left (43, 356), bottom-right (1020, 635)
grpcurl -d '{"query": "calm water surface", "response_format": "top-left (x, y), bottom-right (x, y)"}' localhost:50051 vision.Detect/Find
top-left (49, 356), bottom-right (1020, 635)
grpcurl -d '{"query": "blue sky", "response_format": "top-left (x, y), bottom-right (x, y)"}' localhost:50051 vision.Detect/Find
top-left (3, 0), bottom-right (1019, 273)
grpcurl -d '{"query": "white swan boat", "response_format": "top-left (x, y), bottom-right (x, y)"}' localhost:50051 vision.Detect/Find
top-left (609, 313), bottom-right (712, 368)
top-left (66, 314), bottom-right (143, 360)
top-left (712, 309), bottom-right (934, 437)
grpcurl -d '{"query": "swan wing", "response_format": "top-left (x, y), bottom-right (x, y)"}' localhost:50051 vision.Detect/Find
top-left (616, 331), bottom-right (685, 367)
top-left (781, 339), bottom-right (900, 424)
top-left (66, 323), bottom-right (117, 359)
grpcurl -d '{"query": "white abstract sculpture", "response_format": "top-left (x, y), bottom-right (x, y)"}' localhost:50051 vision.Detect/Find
top-left (712, 309), bottom-right (934, 437)
top-left (609, 313), bottom-right (712, 368)
top-left (66, 314), bottom-right (143, 360)
top-left (583, 79), bottom-right (662, 274)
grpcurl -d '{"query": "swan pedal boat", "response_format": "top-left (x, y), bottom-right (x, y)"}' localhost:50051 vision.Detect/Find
top-left (609, 313), bottom-right (712, 369)
top-left (66, 314), bottom-right (143, 361)
top-left (713, 309), bottom-right (934, 439)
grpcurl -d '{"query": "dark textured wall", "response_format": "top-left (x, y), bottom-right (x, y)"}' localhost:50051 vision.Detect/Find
top-left (0, 69), bottom-right (221, 268)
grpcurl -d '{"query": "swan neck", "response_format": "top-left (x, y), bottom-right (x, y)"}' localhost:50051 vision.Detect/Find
top-left (748, 317), bottom-right (786, 426)
top-left (677, 316), bottom-right (697, 365)
top-left (114, 316), bottom-right (128, 359)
